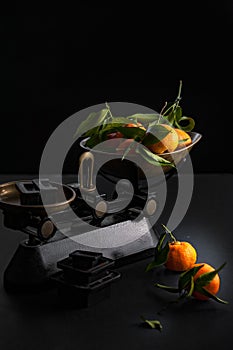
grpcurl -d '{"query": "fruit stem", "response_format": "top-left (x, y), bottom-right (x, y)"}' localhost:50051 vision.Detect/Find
top-left (159, 102), bottom-right (168, 123)
top-left (105, 101), bottom-right (113, 120)
top-left (176, 80), bottom-right (182, 104)
top-left (161, 80), bottom-right (183, 119)
top-left (161, 224), bottom-right (177, 242)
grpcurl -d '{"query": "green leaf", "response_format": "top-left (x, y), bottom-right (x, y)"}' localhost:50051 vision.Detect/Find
top-left (85, 135), bottom-right (101, 148)
top-left (174, 116), bottom-right (195, 132)
top-left (127, 113), bottom-right (160, 125)
top-left (140, 316), bottom-right (163, 331)
top-left (84, 126), bottom-right (100, 137)
top-left (146, 123), bottom-right (171, 140)
top-left (110, 117), bottom-right (133, 124)
top-left (142, 122), bottom-right (172, 147)
top-left (161, 224), bottom-right (177, 242)
top-left (156, 241), bottom-right (170, 265)
top-left (194, 285), bottom-right (228, 304)
top-left (157, 231), bottom-right (167, 251)
top-left (161, 82), bottom-right (195, 132)
top-left (145, 232), bottom-right (169, 272)
top-left (142, 133), bottom-right (160, 146)
top-left (121, 140), bottom-right (137, 161)
top-left (135, 146), bottom-right (174, 168)
top-left (98, 123), bottom-right (124, 141)
top-left (163, 102), bottom-right (175, 117)
top-left (165, 110), bottom-right (175, 125)
top-left (99, 122), bottom-right (145, 143)
top-left (175, 106), bottom-right (183, 121)
top-left (118, 126), bottom-right (146, 140)
top-left (195, 262), bottom-right (227, 288)
top-left (178, 264), bottom-right (204, 291)
top-left (186, 276), bottom-right (195, 297)
top-left (74, 108), bottom-right (110, 138)
top-left (154, 283), bottom-right (179, 293)
top-left (178, 138), bottom-right (189, 144)
top-left (145, 243), bottom-right (169, 271)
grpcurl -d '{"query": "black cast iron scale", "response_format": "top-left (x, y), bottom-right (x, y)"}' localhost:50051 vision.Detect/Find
top-left (0, 173), bottom-right (159, 292)
top-left (0, 132), bottom-right (201, 302)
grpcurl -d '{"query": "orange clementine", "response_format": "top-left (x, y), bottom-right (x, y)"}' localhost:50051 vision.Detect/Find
top-left (124, 122), bottom-right (146, 130)
top-left (175, 128), bottom-right (192, 149)
top-left (192, 263), bottom-right (220, 301)
top-left (165, 241), bottom-right (197, 272)
top-left (107, 122), bottom-right (145, 141)
top-left (148, 124), bottom-right (179, 154)
top-left (107, 131), bottom-right (124, 139)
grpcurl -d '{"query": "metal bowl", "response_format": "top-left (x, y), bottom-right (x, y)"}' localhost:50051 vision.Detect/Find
top-left (79, 132), bottom-right (202, 185)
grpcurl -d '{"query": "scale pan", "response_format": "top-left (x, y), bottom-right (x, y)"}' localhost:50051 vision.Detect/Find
top-left (0, 180), bottom-right (76, 216)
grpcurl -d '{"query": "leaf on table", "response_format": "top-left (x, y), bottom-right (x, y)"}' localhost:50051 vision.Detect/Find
top-left (140, 316), bottom-right (163, 331)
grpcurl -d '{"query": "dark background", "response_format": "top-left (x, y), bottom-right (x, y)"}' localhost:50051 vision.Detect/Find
top-left (1, 2), bottom-right (233, 174)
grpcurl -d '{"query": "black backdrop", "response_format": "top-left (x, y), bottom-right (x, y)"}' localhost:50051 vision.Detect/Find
top-left (1, 2), bottom-right (233, 174)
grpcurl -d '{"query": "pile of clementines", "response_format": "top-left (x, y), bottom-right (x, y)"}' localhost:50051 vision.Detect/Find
top-left (146, 225), bottom-right (227, 304)
top-left (76, 81), bottom-right (197, 170)
top-left (107, 122), bottom-right (192, 155)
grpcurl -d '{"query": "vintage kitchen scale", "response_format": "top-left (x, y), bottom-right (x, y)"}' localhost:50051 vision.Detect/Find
top-left (0, 132), bottom-right (201, 295)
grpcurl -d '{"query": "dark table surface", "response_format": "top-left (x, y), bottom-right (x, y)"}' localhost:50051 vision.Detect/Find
top-left (0, 173), bottom-right (233, 350)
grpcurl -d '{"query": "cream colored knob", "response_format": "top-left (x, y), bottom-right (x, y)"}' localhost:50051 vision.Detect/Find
top-left (38, 218), bottom-right (56, 240)
top-left (95, 201), bottom-right (108, 218)
top-left (145, 199), bottom-right (157, 216)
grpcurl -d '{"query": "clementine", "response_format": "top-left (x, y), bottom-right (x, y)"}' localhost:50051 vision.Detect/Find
top-left (175, 128), bottom-right (192, 149)
top-left (107, 131), bottom-right (124, 139)
top-left (165, 241), bottom-right (197, 272)
top-left (124, 122), bottom-right (146, 130)
top-left (148, 124), bottom-right (179, 154)
top-left (192, 263), bottom-right (220, 301)
top-left (107, 122), bottom-right (145, 140)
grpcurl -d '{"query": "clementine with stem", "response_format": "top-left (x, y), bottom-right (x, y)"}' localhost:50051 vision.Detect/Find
top-left (192, 263), bottom-right (220, 301)
top-left (162, 225), bottom-right (197, 272)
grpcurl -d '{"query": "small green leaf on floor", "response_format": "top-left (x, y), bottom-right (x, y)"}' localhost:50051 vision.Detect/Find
top-left (140, 316), bottom-right (163, 331)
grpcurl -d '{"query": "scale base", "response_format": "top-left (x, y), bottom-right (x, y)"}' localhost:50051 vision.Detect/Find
top-left (4, 217), bottom-right (158, 292)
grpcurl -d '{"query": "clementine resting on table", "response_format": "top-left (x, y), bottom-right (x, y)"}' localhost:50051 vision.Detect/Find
top-left (192, 263), bottom-right (220, 300)
top-left (165, 241), bottom-right (197, 272)
top-left (145, 225), bottom-right (198, 273)
top-left (154, 261), bottom-right (227, 304)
